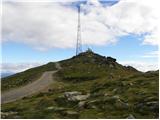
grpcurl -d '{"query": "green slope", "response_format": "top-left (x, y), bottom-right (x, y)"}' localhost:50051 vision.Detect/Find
top-left (1, 62), bottom-right (56, 91)
top-left (58, 50), bottom-right (140, 82)
top-left (1, 51), bottom-right (159, 119)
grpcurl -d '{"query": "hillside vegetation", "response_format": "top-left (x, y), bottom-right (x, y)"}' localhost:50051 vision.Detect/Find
top-left (1, 62), bottom-right (56, 91)
top-left (1, 51), bottom-right (159, 119)
top-left (58, 50), bottom-right (140, 81)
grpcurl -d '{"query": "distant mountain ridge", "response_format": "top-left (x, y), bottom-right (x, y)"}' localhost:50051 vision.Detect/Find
top-left (1, 72), bottom-right (15, 78)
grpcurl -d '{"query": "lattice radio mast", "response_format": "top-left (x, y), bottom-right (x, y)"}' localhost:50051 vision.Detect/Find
top-left (76, 6), bottom-right (82, 55)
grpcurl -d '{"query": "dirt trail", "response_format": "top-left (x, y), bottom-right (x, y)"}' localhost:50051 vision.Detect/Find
top-left (1, 62), bottom-right (61, 104)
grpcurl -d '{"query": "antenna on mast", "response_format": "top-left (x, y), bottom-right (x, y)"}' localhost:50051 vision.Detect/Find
top-left (76, 5), bottom-right (82, 55)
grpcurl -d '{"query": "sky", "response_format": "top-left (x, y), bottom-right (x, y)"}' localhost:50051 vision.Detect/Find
top-left (1, 0), bottom-right (159, 73)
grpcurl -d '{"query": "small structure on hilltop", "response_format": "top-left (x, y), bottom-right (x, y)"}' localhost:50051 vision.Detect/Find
top-left (86, 48), bottom-right (93, 53)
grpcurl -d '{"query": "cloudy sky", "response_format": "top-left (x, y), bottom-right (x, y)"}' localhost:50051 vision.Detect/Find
top-left (1, 0), bottom-right (159, 73)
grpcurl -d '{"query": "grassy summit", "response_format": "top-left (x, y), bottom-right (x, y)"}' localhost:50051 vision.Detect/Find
top-left (58, 50), bottom-right (140, 82)
top-left (1, 51), bottom-right (159, 119)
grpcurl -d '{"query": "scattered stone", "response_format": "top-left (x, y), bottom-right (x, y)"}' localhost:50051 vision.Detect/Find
top-left (63, 111), bottom-right (79, 118)
top-left (126, 114), bottom-right (135, 119)
top-left (78, 101), bottom-right (87, 109)
top-left (112, 89), bottom-right (118, 93)
top-left (54, 107), bottom-right (67, 112)
top-left (88, 99), bottom-right (100, 104)
top-left (113, 95), bottom-right (120, 99)
top-left (46, 106), bottom-right (67, 112)
top-left (64, 91), bottom-right (81, 101)
top-left (129, 82), bottom-right (133, 86)
top-left (86, 99), bottom-right (101, 109)
top-left (116, 99), bottom-right (129, 109)
top-left (64, 91), bottom-right (81, 98)
top-left (64, 91), bottom-right (89, 101)
top-left (12, 115), bottom-right (21, 119)
top-left (47, 106), bottom-right (54, 110)
top-left (146, 101), bottom-right (158, 111)
top-left (146, 101), bottom-right (158, 105)
top-left (1, 111), bottom-right (18, 118)
top-left (90, 105), bottom-right (97, 109)
top-left (109, 64), bottom-right (114, 68)
top-left (104, 93), bottom-right (109, 96)
top-left (73, 94), bottom-right (90, 101)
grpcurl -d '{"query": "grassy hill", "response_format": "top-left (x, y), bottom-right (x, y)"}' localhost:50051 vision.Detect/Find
top-left (58, 50), bottom-right (140, 81)
top-left (1, 51), bottom-right (159, 119)
top-left (1, 62), bottom-right (57, 91)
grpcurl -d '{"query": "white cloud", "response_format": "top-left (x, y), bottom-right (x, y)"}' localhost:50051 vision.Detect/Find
top-left (2, 0), bottom-right (159, 51)
top-left (1, 63), bottom-right (43, 73)
top-left (120, 61), bottom-right (158, 72)
top-left (142, 50), bottom-right (159, 58)
top-left (3, 0), bottom-right (81, 2)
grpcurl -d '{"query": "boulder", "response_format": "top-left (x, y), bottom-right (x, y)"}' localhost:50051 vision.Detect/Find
top-left (64, 91), bottom-right (90, 101)
top-left (64, 91), bottom-right (82, 101)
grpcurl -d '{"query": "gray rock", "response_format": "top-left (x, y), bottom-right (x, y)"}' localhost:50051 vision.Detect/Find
top-left (1, 111), bottom-right (18, 118)
top-left (146, 101), bottom-right (158, 105)
top-left (46, 106), bottom-right (54, 110)
top-left (90, 105), bottom-right (97, 109)
top-left (112, 89), bottom-right (118, 93)
top-left (64, 91), bottom-right (89, 101)
top-left (104, 93), bottom-right (109, 96)
top-left (116, 99), bottom-right (129, 109)
top-left (78, 101), bottom-right (87, 109)
top-left (63, 111), bottom-right (79, 118)
top-left (127, 114), bottom-right (135, 119)
top-left (73, 94), bottom-right (90, 101)
top-left (47, 106), bottom-right (67, 114)
top-left (109, 64), bottom-right (114, 68)
top-left (113, 95), bottom-right (120, 99)
top-left (146, 101), bottom-right (158, 111)
top-left (64, 91), bottom-right (82, 97)
top-left (65, 111), bottom-right (78, 115)
top-left (86, 99), bottom-right (100, 109)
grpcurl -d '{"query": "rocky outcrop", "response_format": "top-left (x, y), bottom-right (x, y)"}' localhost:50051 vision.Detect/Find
top-left (106, 57), bottom-right (116, 62)
top-left (64, 91), bottom-right (90, 102)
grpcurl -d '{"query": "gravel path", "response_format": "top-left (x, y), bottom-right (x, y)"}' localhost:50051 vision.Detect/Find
top-left (1, 63), bottom-right (61, 104)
